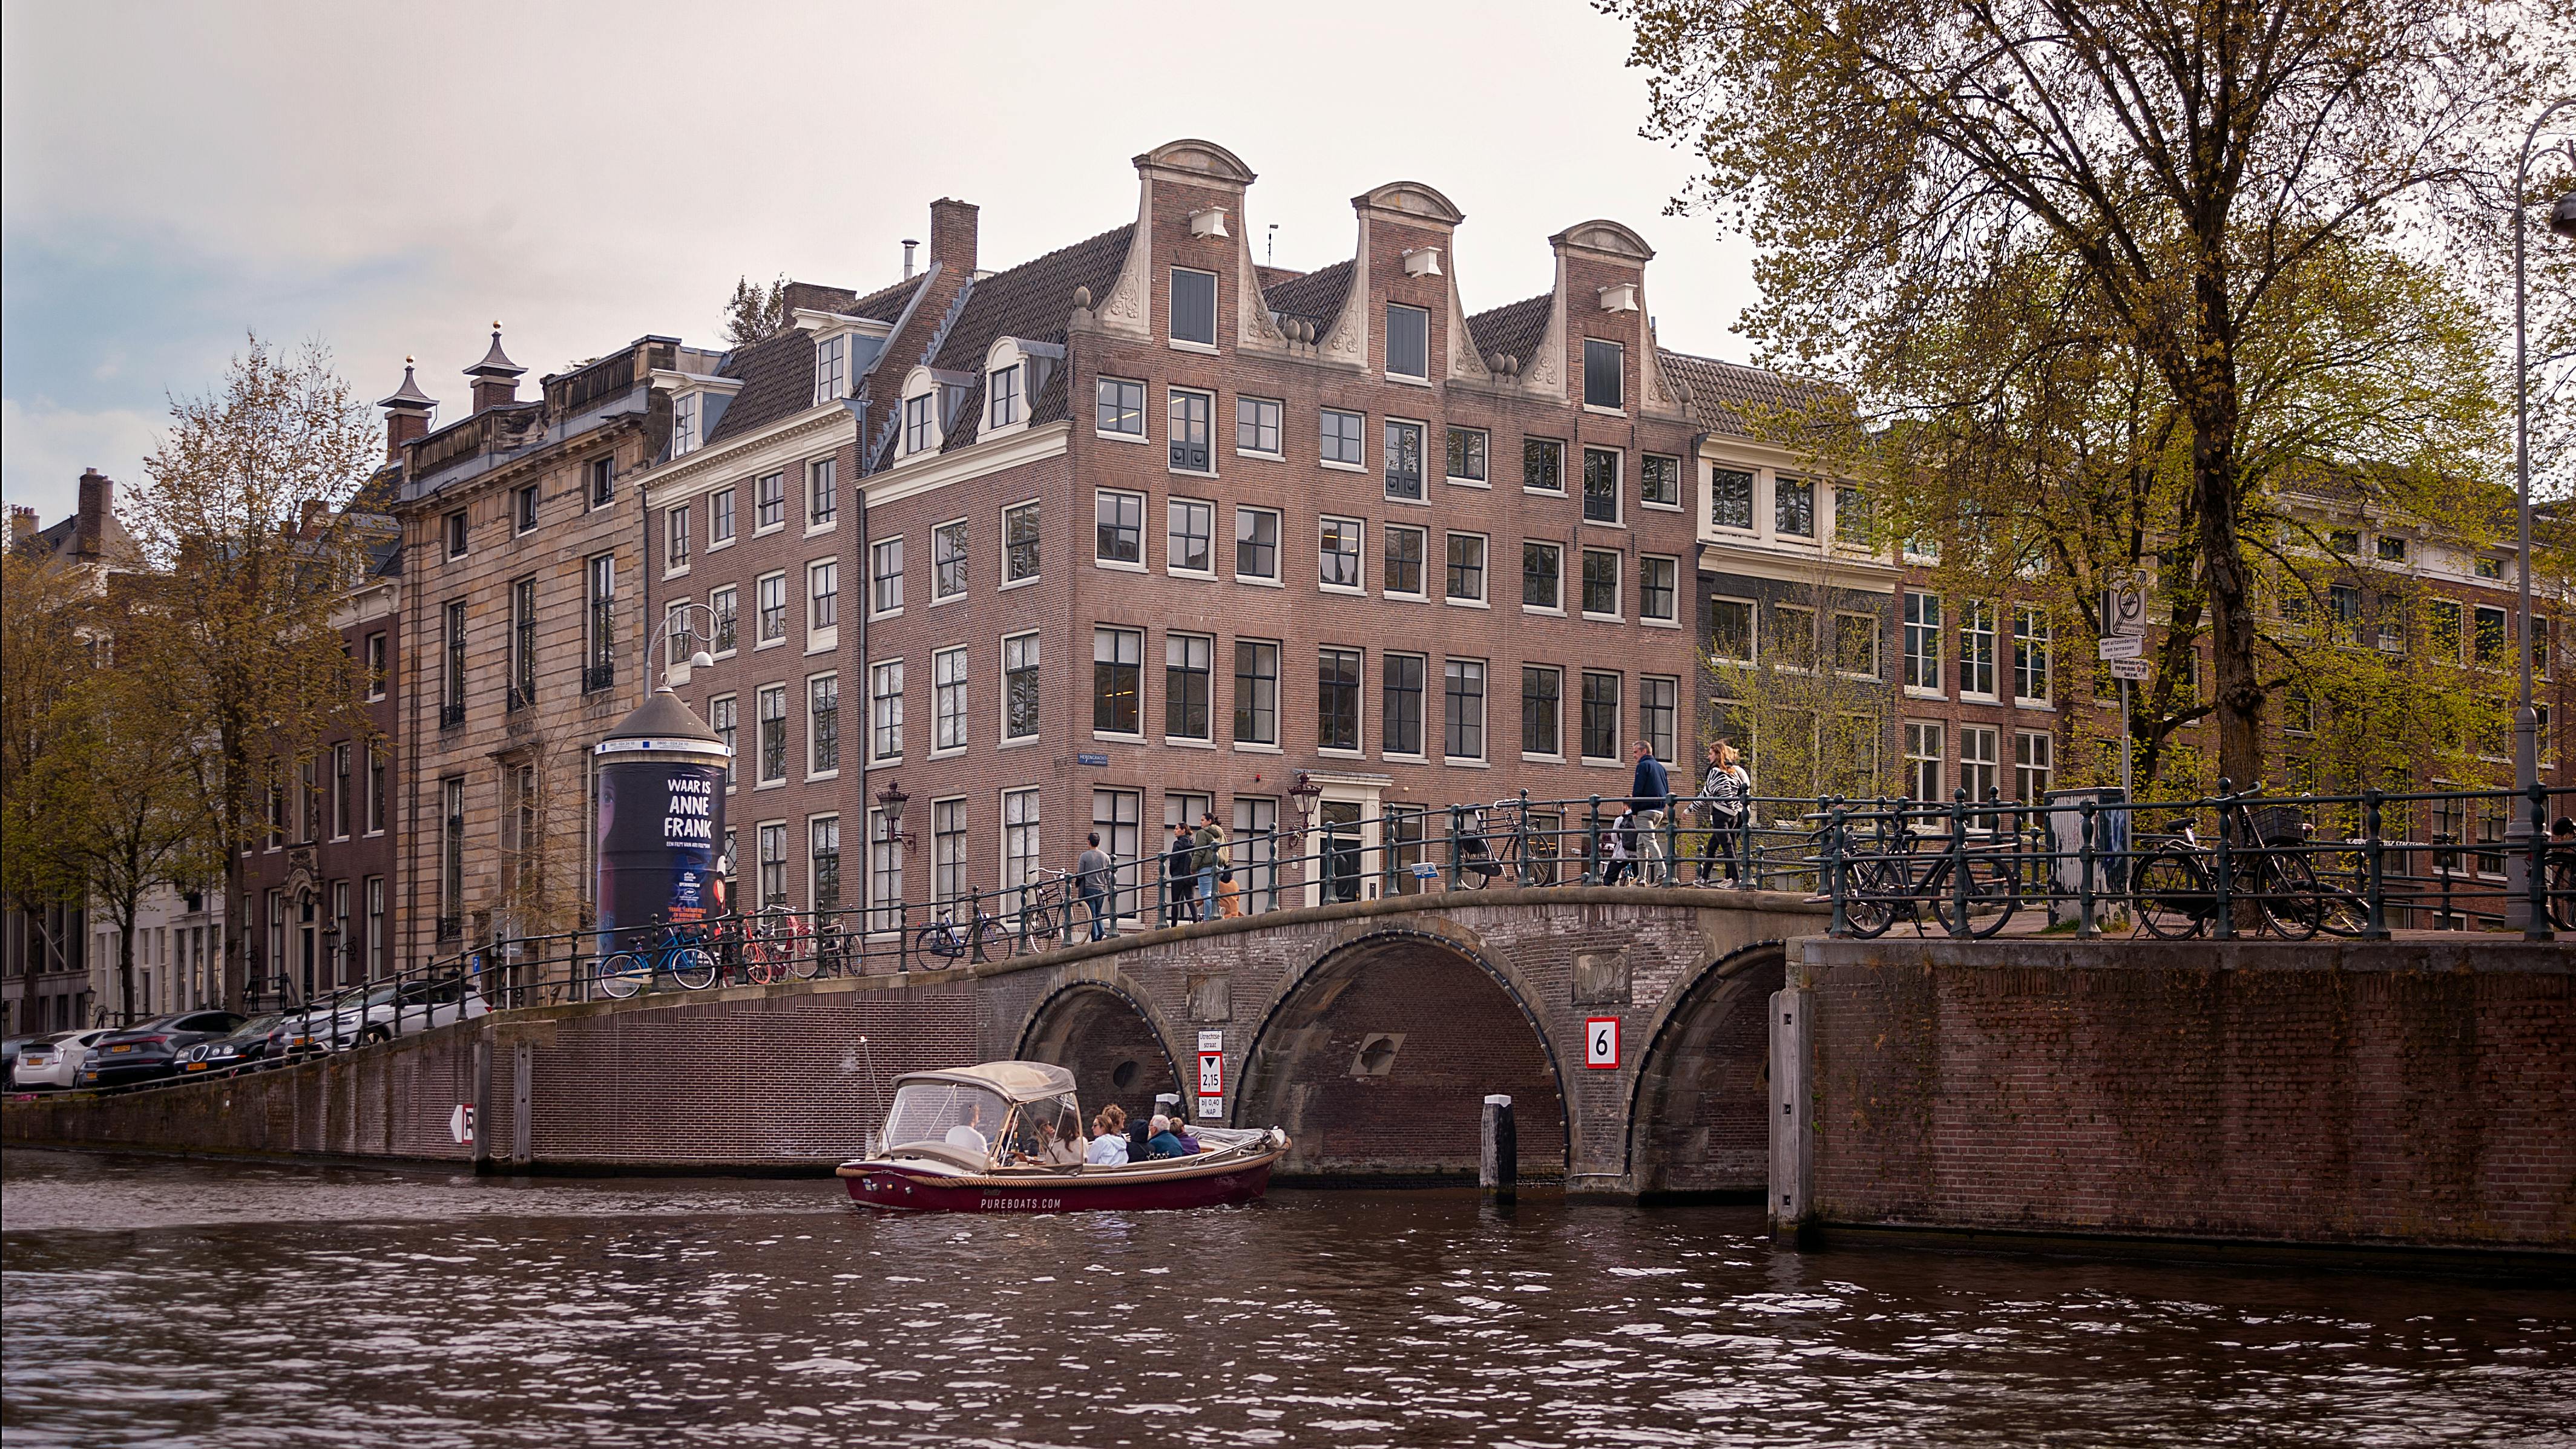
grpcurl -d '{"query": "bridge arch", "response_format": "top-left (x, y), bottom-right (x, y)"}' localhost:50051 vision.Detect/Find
top-left (1622, 939), bottom-right (1788, 1198)
top-left (1012, 973), bottom-right (1184, 1125)
top-left (1234, 924), bottom-right (1571, 1180)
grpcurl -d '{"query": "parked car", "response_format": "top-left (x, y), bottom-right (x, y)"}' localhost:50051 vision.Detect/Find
top-left (2, 1034), bottom-right (39, 1088)
top-left (77, 1010), bottom-right (249, 1088)
top-left (293, 976), bottom-right (488, 1049)
top-left (175, 1015), bottom-right (309, 1077)
top-left (10, 1028), bottom-right (116, 1091)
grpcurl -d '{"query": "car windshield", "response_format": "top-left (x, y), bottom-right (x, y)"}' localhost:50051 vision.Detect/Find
top-left (232, 1016), bottom-right (284, 1038)
top-left (882, 1081), bottom-right (1010, 1156)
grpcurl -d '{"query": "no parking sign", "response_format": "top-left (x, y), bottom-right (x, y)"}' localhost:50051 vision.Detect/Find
top-left (1585, 1017), bottom-right (1620, 1070)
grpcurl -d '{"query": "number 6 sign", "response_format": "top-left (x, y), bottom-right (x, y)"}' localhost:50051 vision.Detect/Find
top-left (1585, 1017), bottom-right (1620, 1070)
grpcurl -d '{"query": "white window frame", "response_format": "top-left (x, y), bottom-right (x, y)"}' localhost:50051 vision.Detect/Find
top-left (709, 586), bottom-right (739, 659)
top-left (1168, 385), bottom-right (1217, 476)
top-left (1236, 396), bottom-right (1284, 459)
top-left (807, 671), bottom-right (841, 779)
top-left (1169, 266), bottom-right (1219, 350)
top-left (755, 570), bottom-right (788, 648)
top-left (1234, 505), bottom-right (1283, 586)
top-left (1446, 426), bottom-right (1490, 487)
top-left (1002, 631), bottom-right (1040, 744)
top-left (1319, 515), bottom-right (1366, 595)
top-left (2013, 607), bottom-right (2053, 707)
top-left (1096, 376), bottom-right (1148, 439)
top-left (664, 504), bottom-right (691, 576)
top-left (1638, 554), bottom-right (1680, 626)
top-left (1094, 488), bottom-right (1147, 571)
top-left (1384, 523), bottom-right (1430, 602)
top-left (1320, 409), bottom-right (1366, 472)
top-left (672, 392), bottom-right (700, 458)
top-left (709, 486), bottom-right (737, 548)
top-left (1579, 548), bottom-right (1623, 622)
top-left (1902, 591), bottom-right (1944, 698)
top-left (869, 660), bottom-right (905, 764)
top-left (1167, 497), bottom-right (1217, 577)
top-left (1385, 301), bottom-right (1432, 382)
top-left (807, 558), bottom-right (840, 648)
top-left (870, 537), bottom-right (904, 617)
top-left (932, 519), bottom-right (968, 603)
top-left (933, 645), bottom-right (968, 755)
top-left (1444, 530), bottom-right (1490, 608)
top-left (1002, 499), bottom-right (1042, 588)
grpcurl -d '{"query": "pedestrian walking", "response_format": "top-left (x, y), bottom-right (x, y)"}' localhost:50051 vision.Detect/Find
top-left (1603, 806), bottom-right (1637, 885)
top-left (1193, 813), bottom-right (1228, 922)
top-left (1695, 741), bottom-right (1750, 887)
top-left (1076, 832), bottom-right (1114, 941)
top-left (1631, 740), bottom-right (1672, 884)
top-left (1165, 822), bottom-right (1199, 925)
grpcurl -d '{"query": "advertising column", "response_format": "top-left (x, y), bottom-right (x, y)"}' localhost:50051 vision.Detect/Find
top-left (592, 689), bottom-right (734, 954)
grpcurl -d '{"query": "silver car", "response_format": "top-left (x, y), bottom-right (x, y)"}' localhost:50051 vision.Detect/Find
top-left (10, 1029), bottom-right (114, 1091)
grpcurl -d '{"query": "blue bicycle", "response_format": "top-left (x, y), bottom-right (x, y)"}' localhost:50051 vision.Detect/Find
top-left (594, 924), bottom-right (721, 998)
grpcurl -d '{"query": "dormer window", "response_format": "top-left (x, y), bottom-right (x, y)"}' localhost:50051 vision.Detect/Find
top-left (903, 393), bottom-right (937, 455)
top-left (990, 364), bottom-right (1022, 429)
top-left (1583, 339), bottom-right (1625, 411)
top-left (813, 335), bottom-right (848, 408)
top-left (1387, 304), bottom-right (1430, 381)
top-left (672, 392), bottom-right (700, 457)
top-left (1170, 267), bottom-right (1217, 348)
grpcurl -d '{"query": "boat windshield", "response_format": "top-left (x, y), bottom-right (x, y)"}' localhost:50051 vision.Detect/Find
top-left (882, 1081), bottom-right (1010, 1157)
top-left (995, 1093), bottom-right (1088, 1167)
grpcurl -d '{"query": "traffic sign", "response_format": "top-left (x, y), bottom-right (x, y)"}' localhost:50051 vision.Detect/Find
top-left (2097, 634), bottom-right (2143, 661)
top-left (2105, 575), bottom-right (2149, 641)
top-left (2108, 657), bottom-right (2152, 681)
top-left (1585, 1017), bottom-right (1620, 1070)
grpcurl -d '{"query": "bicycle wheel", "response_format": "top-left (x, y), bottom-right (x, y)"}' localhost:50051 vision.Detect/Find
top-left (2134, 849), bottom-right (2210, 939)
top-left (595, 952), bottom-right (649, 999)
top-left (1931, 854), bottom-right (2020, 938)
top-left (783, 929), bottom-right (820, 979)
top-left (2251, 856), bottom-right (2321, 941)
top-left (669, 945), bottom-right (721, 990)
top-left (915, 925), bottom-right (959, 965)
top-left (1841, 856), bottom-right (1896, 939)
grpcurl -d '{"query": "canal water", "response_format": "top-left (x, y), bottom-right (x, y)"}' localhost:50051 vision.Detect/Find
top-left (4, 1150), bottom-right (2570, 1447)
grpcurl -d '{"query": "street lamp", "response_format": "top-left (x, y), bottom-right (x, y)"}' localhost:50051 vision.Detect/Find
top-left (874, 778), bottom-right (913, 846)
top-left (657, 600), bottom-right (718, 685)
top-left (2509, 97), bottom-right (2575, 941)
top-left (1287, 769), bottom-right (1323, 901)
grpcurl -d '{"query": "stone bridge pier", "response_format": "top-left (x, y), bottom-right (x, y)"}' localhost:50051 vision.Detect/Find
top-left (971, 886), bottom-right (1827, 1195)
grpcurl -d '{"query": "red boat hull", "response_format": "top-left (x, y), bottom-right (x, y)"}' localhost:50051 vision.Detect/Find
top-left (841, 1157), bottom-right (1276, 1213)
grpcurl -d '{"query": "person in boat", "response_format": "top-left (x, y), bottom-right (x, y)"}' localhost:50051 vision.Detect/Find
top-left (1086, 1106), bottom-right (1129, 1166)
top-left (944, 1101), bottom-right (991, 1155)
top-left (1143, 1114), bottom-right (1189, 1160)
top-left (1034, 1118), bottom-right (1083, 1167)
top-left (1170, 1117), bottom-right (1203, 1154)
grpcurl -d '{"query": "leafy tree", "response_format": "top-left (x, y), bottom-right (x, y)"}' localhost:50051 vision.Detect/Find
top-left (0, 550), bottom-right (99, 924)
top-left (1615, 0), bottom-right (2567, 790)
top-left (123, 336), bottom-right (379, 1010)
top-left (1701, 566), bottom-right (1894, 811)
top-left (722, 274), bottom-right (790, 350)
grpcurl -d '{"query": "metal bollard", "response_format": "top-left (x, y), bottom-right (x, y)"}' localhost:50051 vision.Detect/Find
top-left (1480, 1094), bottom-right (1516, 1203)
top-left (2211, 778), bottom-right (2236, 941)
top-left (2078, 799), bottom-right (2098, 941)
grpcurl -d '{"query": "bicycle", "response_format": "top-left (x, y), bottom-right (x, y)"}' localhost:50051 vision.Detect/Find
top-left (2132, 802), bottom-right (2340, 939)
top-left (741, 907), bottom-right (819, 985)
top-left (916, 898), bottom-right (1008, 964)
top-left (594, 922), bottom-right (721, 998)
top-left (1011, 869), bottom-right (1073, 945)
top-left (1457, 802), bottom-right (1568, 888)
top-left (1825, 804), bottom-right (2021, 939)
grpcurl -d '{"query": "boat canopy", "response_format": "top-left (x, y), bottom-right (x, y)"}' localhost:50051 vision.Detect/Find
top-left (891, 1061), bottom-right (1078, 1105)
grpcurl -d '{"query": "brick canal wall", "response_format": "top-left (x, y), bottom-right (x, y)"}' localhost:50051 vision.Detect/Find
top-left (1787, 938), bottom-right (2575, 1252)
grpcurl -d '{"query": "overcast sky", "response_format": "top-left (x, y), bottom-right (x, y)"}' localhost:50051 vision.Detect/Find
top-left (0, 0), bottom-right (1763, 524)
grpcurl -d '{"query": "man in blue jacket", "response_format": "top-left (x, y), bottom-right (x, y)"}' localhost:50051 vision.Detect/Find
top-left (1630, 740), bottom-right (1672, 885)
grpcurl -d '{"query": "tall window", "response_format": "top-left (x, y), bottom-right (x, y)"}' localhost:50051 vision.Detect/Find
top-left (332, 743), bottom-right (352, 838)
top-left (1524, 437), bottom-right (1565, 493)
top-left (1960, 726), bottom-right (1999, 801)
top-left (442, 600), bottom-right (467, 722)
top-left (1321, 409), bottom-right (1364, 467)
top-left (1002, 789), bottom-right (1041, 894)
top-left (1170, 267), bottom-right (1217, 346)
top-left (365, 876), bottom-right (386, 979)
top-left (1235, 507), bottom-right (1279, 580)
top-left (1775, 476), bottom-right (1815, 537)
top-left (1641, 676), bottom-right (1678, 763)
top-left (757, 572), bottom-right (786, 643)
top-left (758, 822), bottom-right (790, 910)
top-left (1641, 455), bottom-right (1680, 508)
top-left (666, 505), bottom-right (690, 570)
top-left (366, 744), bottom-right (386, 833)
top-left (1835, 613), bottom-right (1880, 676)
top-left (1903, 721), bottom-right (1944, 801)
top-left (366, 632), bottom-right (387, 700)
top-left (2014, 608), bottom-right (2052, 704)
top-left (1638, 556), bottom-right (1677, 623)
top-left (1583, 337), bottom-right (1625, 409)
top-left (988, 364), bottom-right (1020, 429)
top-left (869, 661), bottom-right (904, 761)
top-left (515, 483), bottom-right (539, 534)
top-left (1095, 490), bottom-right (1143, 564)
top-left (1168, 499), bottom-right (1214, 573)
top-left (795, 565), bottom-right (831, 636)
top-left (933, 520), bottom-right (967, 599)
top-left (510, 576), bottom-right (537, 708)
top-left (2015, 731), bottom-right (2052, 804)
top-left (590, 456), bottom-right (614, 508)
top-left (931, 799), bottom-right (966, 904)
top-left (814, 334), bottom-right (847, 406)
top-left (444, 508), bottom-right (470, 558)
top-left (756, 470), bottom-right (786, 530)
top-left (1445, 533), bottom-right (1487, 603)
top-left (1710, 598), bottom-right (1755, 665)
top-left (1444, 659), bottom-right (1487, 760)
top-left (1318, 647), bottom-right (1362, 752)
top-left (934, 646), bottom-right (968, 751)
top-left (301, 758), bottom-right (321, 842)
top-left (1386, 303), bottom-right (1430, 380)
top-left (672, 392), bottom-right (699, 456)
top-left (1383, 654), bottom-right (1425, 755)
top-left (1710, 467), bottom-right (1754, 531)
top-left (1320, 517), bottom-right (1363, 590)
top-left (1097, 377), bottom-right (1146, 435)
top-left (758, 685), bottom-right (787, 784)
top-left (1237, 396), bottom-right (1282, 456)
top-left (811, 815), bottom-right (841, 912)
top-left (1385, 525), bottom-right (1427, 597)
top-left (1234, 640), bottom-right (1279, 746)
top-left (809, 458), bottom-right (837, 525)
top-left (1581, 549), bottom-right (1621, 616)
top-left (1581, 671), bottom-right (1622, 761)
top-left (585, 556), bottom-right (616, 691)
top-left (1169, 388), bottom-right (1214, 472)
top-left (1166, 634), bottom-right (1212, 740)
top-left (1903, 592), bottom-right (1944, 693)
top-left (1004, 501), bottom-right (1040, 583)
top-left (1385, 419), bottom-right (1424, 500)
top-left (711, 487), bottom-right (735, 545)
top-left (710, 586), bottom-right (738, 654)
top-left (439, 777), bottom-right (465, 933)
top-left (902, 392), bottom-right (936, 455)
top-left (1582, 447), bottom-right (1622, 524)
top-left (871, 537), bottom-right (903, 614)
top-left (810, 674), bottom-right (840, 774)
top-left (1093, 790), bottom-right (1143, 921)
top-left (1523, 542), bottom-right (1562, 610)
top-left (865, 812), bottom-right (898, 927)
top-left (1092, 627), bottom-right (1142, 734)
top-left (1959, 602), bottom-right (1997, 698)
top-left (1447, 427), bottom-right (1487, 483)
top-left (711, 695), bottom-right (737, 771)
top-left (1835, 484), bottom-right (1872, 547)
top-left (1004, 632), bottom-right (1040, 741)
top-left (1522, 666), bottom-right (1562, 757)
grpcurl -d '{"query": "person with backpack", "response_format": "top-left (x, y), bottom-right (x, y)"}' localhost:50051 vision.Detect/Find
top-left (1631, 740), bottom-right (1673, 884)
top-left (1695, 741), bottom-right (1750, 887)
top-left (1192, 812), bottom-right (1229, 921)
top-left (1164, 821), bottom-right (1199, 925)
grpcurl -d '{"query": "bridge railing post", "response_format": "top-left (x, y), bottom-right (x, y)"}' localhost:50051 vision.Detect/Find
top-left (2077, 799), bottom-right (2098, 940)
top-left (1825, 805), bottom-right (1849, 937)
top-left (1516, 789), bottom-right (1533, 888)
top-left (2362, 787), bottom-right (2390, 941)
top-left (2527, 782), bottom-right (2555, 943)
top-left (1947, 789), bottom-right (1970, 939)
top-left (1448, 804), bottom-right (1466, 891)
top-left (1584, 795), bottom-right (1602, 886)
top-left (2211, 778), bottom-right (2237, 941)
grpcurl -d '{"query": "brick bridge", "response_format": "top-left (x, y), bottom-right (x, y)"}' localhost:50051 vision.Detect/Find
top-left (978, 884), bottom-right (1828, 1193)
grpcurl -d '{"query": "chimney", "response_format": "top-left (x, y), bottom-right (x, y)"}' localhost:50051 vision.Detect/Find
top-left (10, 505), bottom-right (36, 548)
top-left (76, 468), bottom-right (110, 557)
top-left (901, 239), bottom-right (919, 280)
top-left (378, 356), bottom-right (439, 460)
top-left (463, 322), bottom-right (525, 414)
top-left (298, 498), bottom-right (327, 539)
top-left (929, 197), bottom-right (979, 276)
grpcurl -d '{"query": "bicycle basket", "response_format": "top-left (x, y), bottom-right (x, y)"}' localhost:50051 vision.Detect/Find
top-left (2249, 806), bottom-right (2307, 846)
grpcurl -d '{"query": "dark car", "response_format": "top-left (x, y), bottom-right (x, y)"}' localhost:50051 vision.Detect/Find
top-left (77, 1010), bottom-right (248, 1088)
top-left (174, 1014), bottom-right (307, 1077)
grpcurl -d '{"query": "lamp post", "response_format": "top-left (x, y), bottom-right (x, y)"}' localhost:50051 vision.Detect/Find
top-left (1287, 769), bottom-right (1323, 904)
top-left (2509, 97), bottom-right (2576, 940)
top-left (873, 778), bottom-right (912, 846)
top-left (657, 600), bottom-right (720, 685)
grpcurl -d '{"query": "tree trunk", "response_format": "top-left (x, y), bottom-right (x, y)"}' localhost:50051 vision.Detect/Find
top-left (2193, 412), bottom-right (2264, 792)
top-left (117, 922), bottom-right (136, 1025)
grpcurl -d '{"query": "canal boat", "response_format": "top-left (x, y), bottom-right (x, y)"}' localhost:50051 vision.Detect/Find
top-left (838, 1061), bottom-right (1288, 1214)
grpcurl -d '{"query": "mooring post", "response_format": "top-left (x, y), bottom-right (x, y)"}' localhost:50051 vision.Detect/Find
top-left (1480, 1094), bottom-right (1516, 1203)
